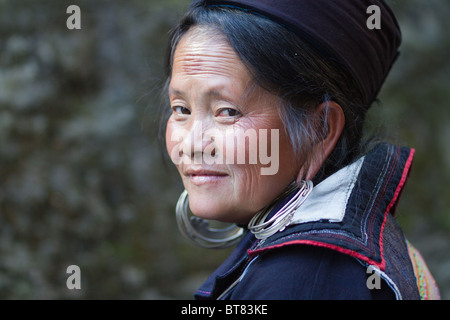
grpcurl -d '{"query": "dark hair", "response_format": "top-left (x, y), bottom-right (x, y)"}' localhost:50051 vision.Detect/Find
top-left (162, 3), bottom-right (372, 182)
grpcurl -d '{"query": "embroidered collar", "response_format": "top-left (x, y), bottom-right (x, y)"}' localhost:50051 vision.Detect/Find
top-left (248, 143), bottom-right (415, 271)
top-left (291, 155), bottom-right (365, 225)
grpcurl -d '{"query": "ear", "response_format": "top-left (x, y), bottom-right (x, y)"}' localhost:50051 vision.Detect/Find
top-left (297, 101), bottom-right (345, 184)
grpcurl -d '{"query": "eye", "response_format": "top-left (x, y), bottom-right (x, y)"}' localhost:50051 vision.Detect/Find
top-left (172, 106), bottom-right (191, 115)
top-left (216, 108), bottom-right (241, 117)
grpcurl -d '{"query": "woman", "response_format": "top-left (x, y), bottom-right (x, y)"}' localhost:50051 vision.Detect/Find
top-left (162, 0), bottom-right (440, 300)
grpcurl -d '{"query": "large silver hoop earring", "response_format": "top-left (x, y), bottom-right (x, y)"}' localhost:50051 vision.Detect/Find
top-left (175, 190), bottom-right (244, 249)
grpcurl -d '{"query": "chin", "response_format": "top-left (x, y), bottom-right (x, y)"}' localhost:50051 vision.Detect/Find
top-left (188, 197), bottom-right (247, 224)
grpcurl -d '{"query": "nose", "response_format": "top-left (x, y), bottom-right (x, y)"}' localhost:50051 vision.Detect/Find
top-left (179, 120), bottom-right (216, 164)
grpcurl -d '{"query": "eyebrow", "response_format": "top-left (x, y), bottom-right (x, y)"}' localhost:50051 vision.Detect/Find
top-left (168, 81), bottom-right (258, 112)
top-left (168, 87), bottom-right (183, 97)
top-left (169, 86), bottom-right (227, 100)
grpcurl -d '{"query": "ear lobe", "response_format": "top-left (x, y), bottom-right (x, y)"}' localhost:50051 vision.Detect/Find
top-left (296, 101), bottom-right (345, 183)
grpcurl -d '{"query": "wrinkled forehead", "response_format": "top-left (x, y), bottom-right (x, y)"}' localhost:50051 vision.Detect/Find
top-left (170, 26), bottom-right (272, 107)
top-left (173, 28), bottom-right (243, 78)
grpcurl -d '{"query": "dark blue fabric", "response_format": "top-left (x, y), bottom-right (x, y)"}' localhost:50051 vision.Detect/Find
top-left (228, 246), bottom-right (395, 300)
top-left (195, 230), bottom-right (256, 299)
top-left (195, 233), bottom-right (395, 300)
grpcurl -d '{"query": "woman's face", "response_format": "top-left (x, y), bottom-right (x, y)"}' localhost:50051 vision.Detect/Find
top-left (166, 28), bottom-right (301, 224)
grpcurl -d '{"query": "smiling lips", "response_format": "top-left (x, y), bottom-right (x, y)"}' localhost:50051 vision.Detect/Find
top-left (185, 168), bottom-right (229, 186)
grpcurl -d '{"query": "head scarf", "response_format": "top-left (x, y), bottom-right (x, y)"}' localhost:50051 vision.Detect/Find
top-left (191, 0), bottom-right (402, 107)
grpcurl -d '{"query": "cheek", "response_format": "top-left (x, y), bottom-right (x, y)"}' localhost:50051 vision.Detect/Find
top-left (165, 122), bottom-right (173, 154)
top-left (165, 119), bottom-right (182, 165)
top-left (226, 127), bottom-right (296, 209)
top-left (232, 164), bottom-right (263, 205)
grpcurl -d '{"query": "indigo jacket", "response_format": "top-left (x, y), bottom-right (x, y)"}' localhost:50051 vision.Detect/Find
top-left (194, 144), bottom-right (440, 300)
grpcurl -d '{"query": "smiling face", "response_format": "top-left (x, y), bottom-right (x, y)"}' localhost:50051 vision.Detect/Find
top-left (165, 27), bottom-right (301, 224)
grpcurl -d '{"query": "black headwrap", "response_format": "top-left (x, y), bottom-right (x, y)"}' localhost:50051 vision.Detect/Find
top-left (192, 0), bottom-right (402, 107)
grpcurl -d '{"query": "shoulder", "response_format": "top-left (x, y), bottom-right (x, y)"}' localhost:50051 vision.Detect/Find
top-left (229, 245), bottom-right (395, 300)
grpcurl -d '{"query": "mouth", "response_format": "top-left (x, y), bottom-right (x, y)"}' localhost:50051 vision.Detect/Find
top-left (184, 168), bottom-right (229, 186)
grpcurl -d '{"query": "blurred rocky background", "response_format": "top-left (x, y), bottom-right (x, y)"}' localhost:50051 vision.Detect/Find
top-left (0, 0), bottom-right (448, 299)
